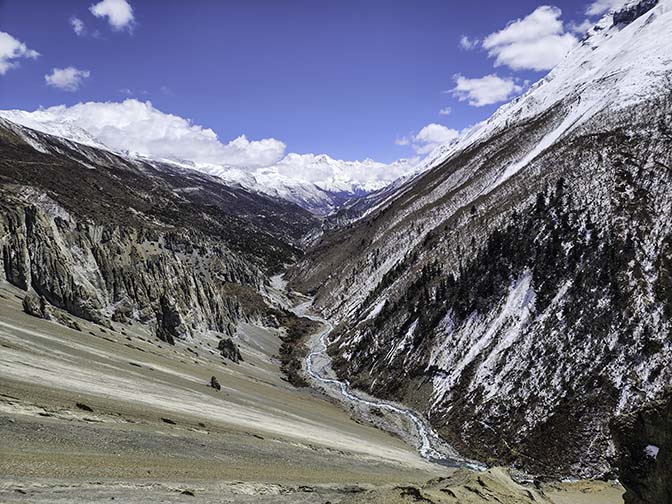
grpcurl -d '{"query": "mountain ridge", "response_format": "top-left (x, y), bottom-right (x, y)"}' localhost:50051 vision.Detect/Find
top-left (0, 108), bottom-right (429, 216)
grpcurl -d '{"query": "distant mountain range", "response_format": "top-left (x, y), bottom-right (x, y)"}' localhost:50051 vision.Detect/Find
top-left (0, 108), bottom-right (433, 215)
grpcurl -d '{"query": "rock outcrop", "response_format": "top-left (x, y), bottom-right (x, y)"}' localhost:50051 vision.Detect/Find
top-left (340, 467), bottom-right (552, 504)
top-left (218, 338), bottom-right (243, 363)
top-left (1, 196), bottom-right (262, 339)
top-left (613, 0), bottom-right (658, 26)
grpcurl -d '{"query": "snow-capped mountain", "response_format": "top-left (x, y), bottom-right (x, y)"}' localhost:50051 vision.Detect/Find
top-left (0, 108), bottom-right (426, 216)
top-left (289, 0), bottom-right (672, 479)
top-left (181, 154), bottom-right (420, 216)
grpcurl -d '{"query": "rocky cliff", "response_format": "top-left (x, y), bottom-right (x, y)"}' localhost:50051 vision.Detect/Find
top-left (0, 117), bottom-right (318, 344)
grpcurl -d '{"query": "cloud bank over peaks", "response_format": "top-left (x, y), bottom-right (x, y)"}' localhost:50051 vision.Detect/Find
top-left (0, 100), bottom-right (428, 194)
top-left (5, 100), bottom-right (286, 168)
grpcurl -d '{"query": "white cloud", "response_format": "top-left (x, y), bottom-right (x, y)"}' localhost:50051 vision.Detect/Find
top-left (482, 6), bottom-right (578, 71)
top-left (90, 0), bottom-right (135, 31)
top-left (398, 123), bottom-right (460, 155)
top-left (439, 107), bottom-right (452, 116)
top-left (414, 124), bottom-right (460, 154)
top-left (450, 73), bottom-right (523, 107)
top-left (70, 17), bottom-right (86, 36)
top-left (0, 31), bottom-right (39, 75)
top-left (568, 19), bottom-right (595, 34)
top-left (45, 67), bottom-right (91, 91)
top-left (459, 35), bottom-right (479, 50)
top-left (11, 100), bottom-right (285, 168)
top-left (586, 0), bottom-right (628, 16)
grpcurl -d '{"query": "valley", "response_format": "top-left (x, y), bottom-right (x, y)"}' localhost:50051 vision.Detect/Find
top-left (302, 309), bottom-right (473, 469)
top-left (0, 0), bottom-right (670, 502)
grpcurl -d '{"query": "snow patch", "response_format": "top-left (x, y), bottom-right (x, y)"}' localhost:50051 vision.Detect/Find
top-left (364, 298), bottom-right (387, 322)
top-left (645, 444), bottom-right (660, 459)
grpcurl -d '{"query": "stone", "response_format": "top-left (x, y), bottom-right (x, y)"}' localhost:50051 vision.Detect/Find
top-left (22, 292), bottom-right (50, 319)
top-left (209, 376), bottom-right (221, 391)
top-left (218, 338), bottom-right (243, 363)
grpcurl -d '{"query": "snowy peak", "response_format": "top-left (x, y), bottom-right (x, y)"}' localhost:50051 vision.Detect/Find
top-left (496, 0), bottom-right (666, 126)
top-left (422, 0), bottom-right (671, 192)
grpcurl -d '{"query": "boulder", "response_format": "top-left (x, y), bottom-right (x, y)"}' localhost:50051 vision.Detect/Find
top-left (218, 338), bottom-right (243, 363)
top-left (22, 292), bottom-right (51, 319)
top-left (209, 376), bottom-right (221, 391)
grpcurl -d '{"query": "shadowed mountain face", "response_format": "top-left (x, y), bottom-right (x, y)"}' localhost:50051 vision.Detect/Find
top-left (612, 388), bottom-right (672, 504)
top-left (0, 118), bottom-right (319, 342)
top-left (288, 1), bottom-right (672, 479)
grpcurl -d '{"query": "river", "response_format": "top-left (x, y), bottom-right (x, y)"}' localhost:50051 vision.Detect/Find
top-left (301, 310), bottom-right (484, 470)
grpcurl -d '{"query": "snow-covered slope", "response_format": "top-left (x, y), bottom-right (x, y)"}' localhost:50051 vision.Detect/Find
top-left (289, 0), bottom-right (672, 478)
top-left (186, 154), bottom-right (421, 216)
top-left (0, 109), bottom-right (111, 150)
top-left (362, 0), bottom-right (671, 225)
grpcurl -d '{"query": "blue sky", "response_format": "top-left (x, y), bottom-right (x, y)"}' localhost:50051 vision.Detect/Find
top-left (0, 0), bottom-right (618, 167)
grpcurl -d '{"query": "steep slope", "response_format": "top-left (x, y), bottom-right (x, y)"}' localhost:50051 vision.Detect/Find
top-left (0, 117), bottom-right (319, 345)
top-left (289, 0), bottom-right (672, 478)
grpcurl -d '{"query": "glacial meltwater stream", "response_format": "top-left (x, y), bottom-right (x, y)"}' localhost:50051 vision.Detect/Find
top-left (301, 310), bottom-right (484, 470)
